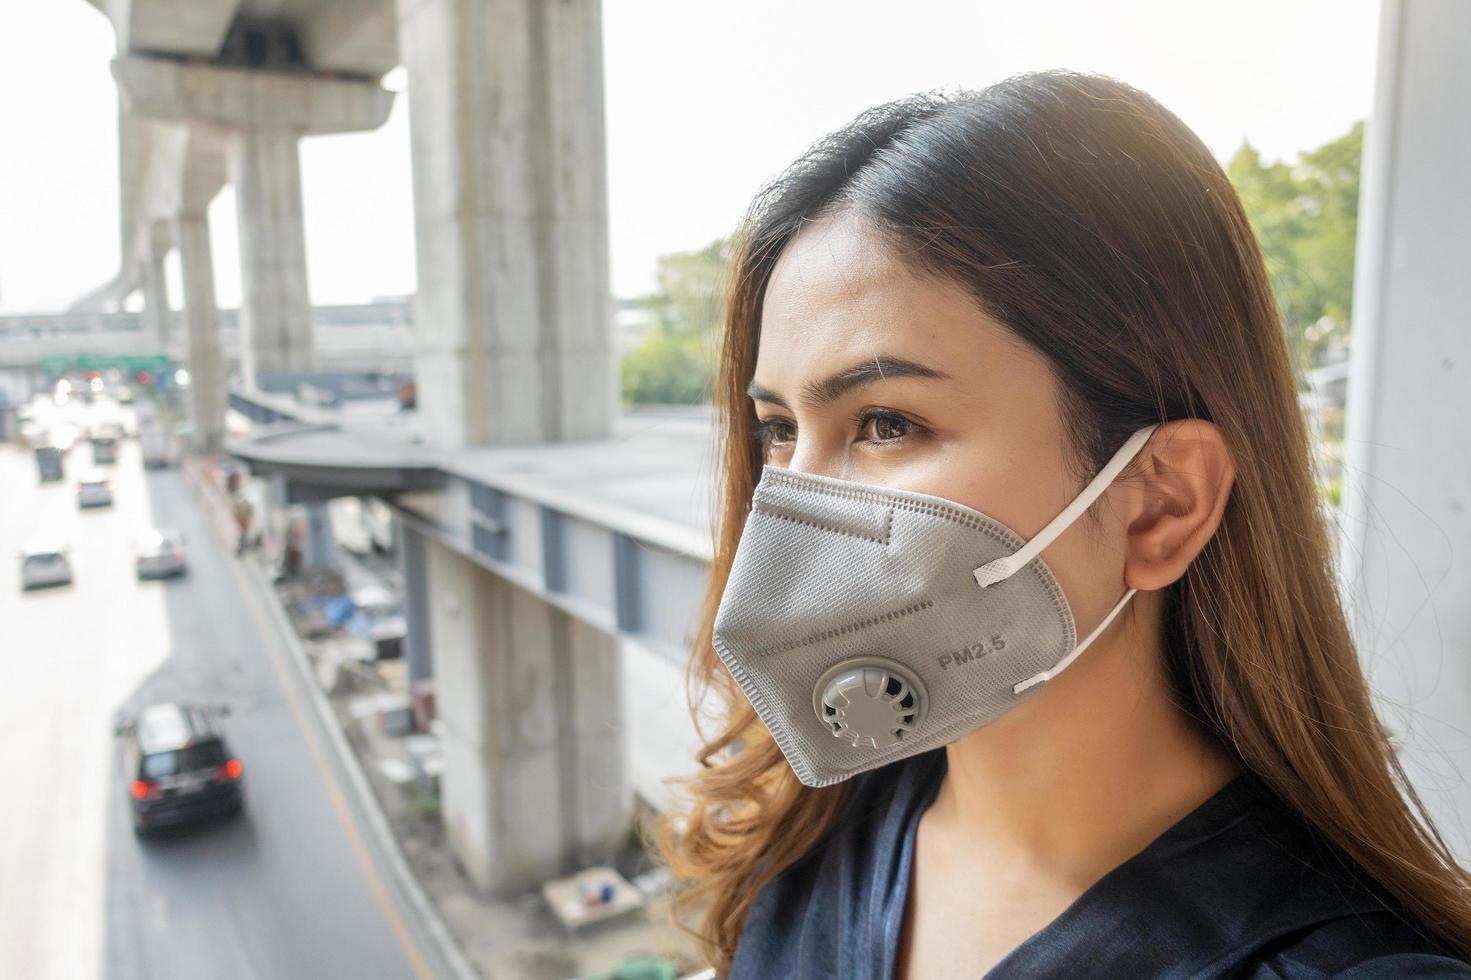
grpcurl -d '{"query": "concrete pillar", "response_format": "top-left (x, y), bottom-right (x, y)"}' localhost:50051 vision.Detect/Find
top-left (1339, 0), bottom-right (1471, 857)
top-left (110, 56), bottom-right (393, 390)
top-left (231, 127), bottom-right (313, 384)
top-left (175, 212), bottom-right (226, 453)
top-left (399, 0), bottom-right (618, 448)
top-left (302, 501), bottom-right (338, 570)
top-left (399, 523), bottom-right (434, 686)
top-left (559, 611), bottom-right (628, 869)
top-left (141, 221), bottom-right (172, 350)
top-left (428, 540), bottom-right (626, 893)
top-left (262, 474), bottom-right (291, 567)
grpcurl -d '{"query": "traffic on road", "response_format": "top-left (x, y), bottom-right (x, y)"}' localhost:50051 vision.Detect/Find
top-left (1, 379), bottom-right (446, 980)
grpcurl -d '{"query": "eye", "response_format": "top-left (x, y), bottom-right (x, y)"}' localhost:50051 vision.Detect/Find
top-left (858, 409), bottom-right (920, 444)
top-left (753, 417), bottom-right (797, 457)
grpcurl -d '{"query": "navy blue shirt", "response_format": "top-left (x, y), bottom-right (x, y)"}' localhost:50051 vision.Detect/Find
top-left (730, 750), bottom-right (1470, 979)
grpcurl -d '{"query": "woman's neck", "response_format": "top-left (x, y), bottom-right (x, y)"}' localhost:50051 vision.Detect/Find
top-left (933, 600), bottom-right (1239, 884)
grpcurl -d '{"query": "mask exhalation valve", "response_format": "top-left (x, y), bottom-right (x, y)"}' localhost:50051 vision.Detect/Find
top-left (813, 658), bottom-right (928, 750)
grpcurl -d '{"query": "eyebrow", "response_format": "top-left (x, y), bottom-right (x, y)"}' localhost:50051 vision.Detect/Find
top-left (746, 356), bottom-right (951, 410)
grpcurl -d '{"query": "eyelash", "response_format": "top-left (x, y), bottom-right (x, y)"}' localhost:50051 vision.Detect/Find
top-left (751, 418), bottom-right (794, 449)
top-left (752, 409), bottom-right (923, 451)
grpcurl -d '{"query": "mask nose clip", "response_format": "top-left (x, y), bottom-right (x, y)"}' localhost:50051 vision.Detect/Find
top-left (813, 658), bottom-right (929, 750)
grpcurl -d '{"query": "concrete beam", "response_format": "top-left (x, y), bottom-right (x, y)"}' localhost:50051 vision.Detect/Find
top-left (112, 55), bottom-right (393, 135)
top-left (89, 0), bottom-right (238, 59)
top-left (299, 0), bottom-right (400, 76)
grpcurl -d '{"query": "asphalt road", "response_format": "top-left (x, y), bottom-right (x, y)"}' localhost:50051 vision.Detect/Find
top-left (0, 395), bottom-right (453, 980)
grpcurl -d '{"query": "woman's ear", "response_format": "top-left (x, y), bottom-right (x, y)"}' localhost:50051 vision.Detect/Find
top-left (1122, 419), bottom-right (1236, 592)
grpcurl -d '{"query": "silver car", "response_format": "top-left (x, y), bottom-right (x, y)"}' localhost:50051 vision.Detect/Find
top-left (135, 529), bottom-right (187, 580)
top-left (77, 471), bottom-right (114, 509)
top-left (20, 547), bottom-right (73, 590)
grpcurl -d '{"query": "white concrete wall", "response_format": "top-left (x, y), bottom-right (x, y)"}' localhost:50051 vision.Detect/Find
top-left (1340, 0), bottom-right (1471, 856)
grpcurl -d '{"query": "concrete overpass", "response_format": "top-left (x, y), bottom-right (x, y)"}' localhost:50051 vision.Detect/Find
top-left (80, 0), bottom-right (625, 898)
top-left (0, 301), bottom-right (415, 372)
top-left (77, 0), bottom-right (400, 453)
top-left (0, 301), bottom-right (414, 413)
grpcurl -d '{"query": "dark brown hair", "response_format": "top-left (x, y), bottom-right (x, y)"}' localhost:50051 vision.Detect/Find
top-left (659, 70), bottom-right (1471, 974)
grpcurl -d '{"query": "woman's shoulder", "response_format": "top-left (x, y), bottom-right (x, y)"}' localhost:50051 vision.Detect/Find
top-left (734, 764), bottom-right (1471, 980)
top-left (1194, 783), bottom-right (1471, 979)
top-left (987, 774), bottom-right (1470, 979)
top-left (1234, 909), bottom-right (1471, 979)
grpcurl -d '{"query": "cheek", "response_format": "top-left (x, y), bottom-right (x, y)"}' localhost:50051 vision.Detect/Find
top-left (1039, 518), bottom-right (1132, 638)
top-left (906, 438), bottom-right (1076, 541)
top-left (899, 433), bottom-right (1125, 615)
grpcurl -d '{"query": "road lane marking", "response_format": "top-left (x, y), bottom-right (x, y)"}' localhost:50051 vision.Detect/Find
top-left (213, 499), bottom-right (436, 980)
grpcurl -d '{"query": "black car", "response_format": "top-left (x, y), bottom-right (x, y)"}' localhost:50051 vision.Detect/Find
top-left (120, 702), bottom-right (245, 835)
top-left (33, 445), bottom-right (63, 482)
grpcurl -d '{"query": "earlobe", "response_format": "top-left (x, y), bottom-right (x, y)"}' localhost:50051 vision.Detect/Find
top-left (1122, 420), bottom-right (1236, 592)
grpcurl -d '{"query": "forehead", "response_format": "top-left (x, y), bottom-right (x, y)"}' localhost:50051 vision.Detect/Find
top-left (756, 210), bottom-right (1023, 381)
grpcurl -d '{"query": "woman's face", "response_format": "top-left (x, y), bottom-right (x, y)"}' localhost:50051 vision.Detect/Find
top-left (751, 209), bottom-right (1131, 637)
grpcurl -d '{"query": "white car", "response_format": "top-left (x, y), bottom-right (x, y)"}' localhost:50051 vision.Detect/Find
top-left (135, 529), bottom-right (187, 580)
top-left (77, 471), bottom-right (114, 509)
top-left (20, 547), bottom-right (72, 590)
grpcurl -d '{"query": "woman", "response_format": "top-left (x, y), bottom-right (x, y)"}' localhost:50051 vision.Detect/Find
top-left (660, 72), bottom-right (1471, 978)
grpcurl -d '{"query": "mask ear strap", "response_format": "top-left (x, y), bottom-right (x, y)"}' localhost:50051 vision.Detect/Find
top-left (972, 423), bottom-right (1159, 589)
top-left (1012, 586), bottom-right (1137, 694)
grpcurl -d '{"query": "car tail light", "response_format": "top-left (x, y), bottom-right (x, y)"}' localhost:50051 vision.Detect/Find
top-left (219, 758), bottom-right (243, 780)
top-left (173, 550), bottom-right (184, 562)
top-left (130, 779), bottom-right (158, 800)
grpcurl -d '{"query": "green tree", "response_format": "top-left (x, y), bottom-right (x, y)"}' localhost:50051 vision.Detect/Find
top-left (1228, 121), bottom-right (1363, 374)
top-left (620, 238), bottom-right (729, 406)
top-left (623, 125), bottom-right (1363, 403)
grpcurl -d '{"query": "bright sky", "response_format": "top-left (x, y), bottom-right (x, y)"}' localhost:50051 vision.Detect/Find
top-left (0, 0), bottom-right (1380, 313)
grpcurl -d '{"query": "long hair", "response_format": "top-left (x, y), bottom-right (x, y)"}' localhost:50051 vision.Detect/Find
top-left (657, 70), bottom-right (1471, 974)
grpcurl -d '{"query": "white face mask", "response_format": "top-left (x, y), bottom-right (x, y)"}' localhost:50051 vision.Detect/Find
top-left (711, 425), bottom-right (1158, 788)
